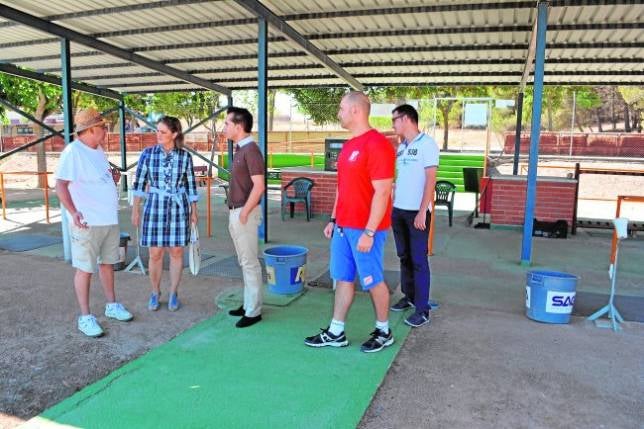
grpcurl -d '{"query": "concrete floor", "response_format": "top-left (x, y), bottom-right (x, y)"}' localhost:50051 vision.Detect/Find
top-left (1, 186), bottom-right (643, 428)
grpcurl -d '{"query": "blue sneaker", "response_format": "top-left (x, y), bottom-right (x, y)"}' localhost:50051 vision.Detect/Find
top-left (404, 311), bottom-right (431, 328)
top-left (168, 293), bottom-right (180, 311)
top-left (148, 293), bottom-right (160, 311)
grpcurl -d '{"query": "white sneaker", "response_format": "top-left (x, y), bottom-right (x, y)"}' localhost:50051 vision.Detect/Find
top-left (78, 315), bottom-right (104, 337)
top-left (105, 302), bottom-right (133, 321)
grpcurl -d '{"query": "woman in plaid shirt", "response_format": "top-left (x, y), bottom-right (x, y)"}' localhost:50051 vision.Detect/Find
top-left (131, 116), bottom-right (199, 312)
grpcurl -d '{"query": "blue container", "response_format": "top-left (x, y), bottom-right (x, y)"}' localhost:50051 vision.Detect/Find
top-left (526, 270), bottom-right (578, 324)
top-left (263, 246), bottom-right (308, 295)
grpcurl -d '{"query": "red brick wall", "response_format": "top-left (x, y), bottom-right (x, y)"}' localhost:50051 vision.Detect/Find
top-left (489, 176), bottom-right (576, 227)
top-left (281, 171), bottom-right (337, 216)
top-left (0, 133), bottom-right (218, 153)
top-left (503, 132), bottom-right (643, 157)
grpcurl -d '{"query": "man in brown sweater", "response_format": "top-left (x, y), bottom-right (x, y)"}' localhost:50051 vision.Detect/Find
top-left (222, 107), bottom-right (265, 328)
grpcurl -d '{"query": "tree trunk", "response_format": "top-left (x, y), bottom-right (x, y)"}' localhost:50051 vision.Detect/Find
top-left (35, 91), bottom-right (48, 189)
top-left (634, 110), bottom-right (642, 133)
top-left (441, 102), bottom-right (452, 151)
top-left (611, 90), bottom-right (616, 130)
top-left (547, 104), bottom-right (553, 131)
top-left (624, 103), bottom-right (631, 132)
top-left (268, 90), bottom-right (276, 132)
top-left (596, 109), bottom-right (603, 132)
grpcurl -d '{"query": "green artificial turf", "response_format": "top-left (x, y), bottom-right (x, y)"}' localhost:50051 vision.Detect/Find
top-left (34, 288), bottom-right (410, 429)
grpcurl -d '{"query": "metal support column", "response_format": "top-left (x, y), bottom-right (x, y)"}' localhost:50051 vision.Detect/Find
top-left (227, 95), bottom-right (234, 169)
top-left (520, 1), bottom-right (548, 265)
top-left (60, 38), bottom-right (73, 262)
top-left (257, 17), bottom-right (268, 242)
top-left (119, 99), bottom-right (127, 191)
top-left (512, 91), bottom-right (524, 175)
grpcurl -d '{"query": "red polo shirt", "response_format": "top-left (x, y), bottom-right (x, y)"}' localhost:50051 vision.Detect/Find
top-left (335, 129), bottom-right (395, 230)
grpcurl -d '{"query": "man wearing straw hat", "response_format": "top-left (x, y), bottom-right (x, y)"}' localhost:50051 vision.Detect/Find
top-left (55, 108), bottom-right (133, 337)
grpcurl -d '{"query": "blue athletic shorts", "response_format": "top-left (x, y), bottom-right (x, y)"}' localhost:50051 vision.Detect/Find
top-left (330, 226), bottom-right (387, 290)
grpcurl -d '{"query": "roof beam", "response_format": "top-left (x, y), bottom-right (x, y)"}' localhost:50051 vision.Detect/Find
top-left (0, 3), bottom-right (231, 96)
top-left (520, 6), bottom-right (541, 91)
top-left (0, 0), bottom-right (213, 28)
top-left (10, 41), bottom-right (642, 66)
top-left (56, 57), bottom-right (644, 80)
top-left (234, 0), bottom-right (363, 91)
top-left (124, 78), bottom-right (644, 93)
top-left (105, 70), bottom-right (642, 88)
top-left (0, 62), bottom-right (121, 100)
top-left (0, 0), bottom-right (630, 32)
top-left (4, 21), bottom-right (641, 50)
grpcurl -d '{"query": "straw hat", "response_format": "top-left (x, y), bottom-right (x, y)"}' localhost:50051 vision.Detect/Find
top-left (74, 108), bottom-right (106, 133)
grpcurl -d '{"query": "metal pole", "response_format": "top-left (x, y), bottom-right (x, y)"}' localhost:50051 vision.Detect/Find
top-left (484, 100), bottom-right (491, 177)
top-left (119, 99), bottom-right (127, 191)
top-left (520, 1), bottom-right (548, 265)
top-left (572, 162), bottom-right (580, 235)
top-left (227, 95), bottom-right (234, 170)
top-left (60, 37), bottom-right (73, 262)
top-left (513, 91), bottom-right (524, 175)
top-left (258, 17), bottom-right (268, 242)
top-left (569, 90), bottom-right (576, 157)
top-left (0, 173), bottom-right (6, 220)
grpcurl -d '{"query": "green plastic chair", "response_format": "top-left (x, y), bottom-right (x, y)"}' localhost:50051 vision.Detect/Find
top-left (281, 177), bottom-right (314, 221)
top-left (434, 180), bottom-right (456, 227)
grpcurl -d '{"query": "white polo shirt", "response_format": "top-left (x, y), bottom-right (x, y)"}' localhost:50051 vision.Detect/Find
top-left (393, 132), bottom-right (440, 211)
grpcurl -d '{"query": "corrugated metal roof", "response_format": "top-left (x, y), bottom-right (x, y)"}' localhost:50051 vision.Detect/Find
top-left (0, 0), bottom-right (642, 95)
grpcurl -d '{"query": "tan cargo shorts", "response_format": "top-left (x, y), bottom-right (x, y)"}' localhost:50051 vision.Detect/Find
top-left (70, 224), bottom-right (120, 273)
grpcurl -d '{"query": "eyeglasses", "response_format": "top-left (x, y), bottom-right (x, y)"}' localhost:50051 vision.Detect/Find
top-left (391, 115), bottom-right (405, 125)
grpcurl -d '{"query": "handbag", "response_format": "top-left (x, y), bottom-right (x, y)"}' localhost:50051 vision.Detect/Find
top-left (188, 223), bottom-right (201, 276)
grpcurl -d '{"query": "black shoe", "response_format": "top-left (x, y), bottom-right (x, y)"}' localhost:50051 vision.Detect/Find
top-left (235, 314), bottom-right (262, 328)
top-left (360, 328), bottom-right (394, 353)
top-left (390, 297), bottom-right (414, 312)
top-left (228, 305), bottom-right (244, 317)
top-left (304, 327), bottom-right (349, 348)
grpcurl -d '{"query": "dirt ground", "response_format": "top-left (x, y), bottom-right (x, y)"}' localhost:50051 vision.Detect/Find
top-left (1, 150), bottom-right (642, 428)
top-left (0, 252), bottom-right (233, 427)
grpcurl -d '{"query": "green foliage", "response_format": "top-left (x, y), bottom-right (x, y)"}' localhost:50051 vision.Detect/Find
top-left (149, 91), bottom-right (213, 127)
top-left (369, 116), bottom-right (393, 130)
top-left (286, 88), bottom-right (347, 125)
top-left (618, 86), bottom-right (644, 109)
top-left (0, 72), bottom-right (61, 120)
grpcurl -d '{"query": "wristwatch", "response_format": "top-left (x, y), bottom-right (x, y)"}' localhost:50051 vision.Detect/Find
top-left (364, 228), bottom-right (375, 237)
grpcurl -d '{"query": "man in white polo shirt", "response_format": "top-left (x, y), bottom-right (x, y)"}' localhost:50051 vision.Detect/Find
top-left (389, 104), bottom-right (439, 327)
top-left (55, 108), bottom-right (133, 337)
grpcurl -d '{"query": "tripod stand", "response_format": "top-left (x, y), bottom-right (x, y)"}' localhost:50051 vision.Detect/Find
top-left (124, 223), bottom-right (146, 275)
top-left (587, 218), bottom-right (628, 332)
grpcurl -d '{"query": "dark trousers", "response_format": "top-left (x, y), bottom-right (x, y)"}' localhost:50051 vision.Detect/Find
top-left (391, 207), bottom-right (431, 313)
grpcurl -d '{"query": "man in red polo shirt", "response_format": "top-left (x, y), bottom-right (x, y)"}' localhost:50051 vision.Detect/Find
top-left (305, 92), bottom-right (396, 353)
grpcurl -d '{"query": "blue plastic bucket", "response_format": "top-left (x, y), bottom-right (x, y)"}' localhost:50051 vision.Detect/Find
top-left (526, 270), bottom-right (578, 324)
top-left (263, 246), bottom-right (308, 295)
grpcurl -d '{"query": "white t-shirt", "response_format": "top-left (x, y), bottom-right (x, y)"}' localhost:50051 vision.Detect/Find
top-left (393, 132), bottom-right (440, 211)
top-left (55, 140), bottom-right (119, 225)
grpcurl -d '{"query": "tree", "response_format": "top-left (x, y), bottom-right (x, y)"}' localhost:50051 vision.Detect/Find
top-left (0, 73), bottom-right (61, 187)
top-left (618, 86), bottom-right (644, 132)
top-left (286, 88), bottom-right (346, 125)
top-left (149, 92), bottom-right (207, 128)
top-left (571, 87), bottom-right (602, 132)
